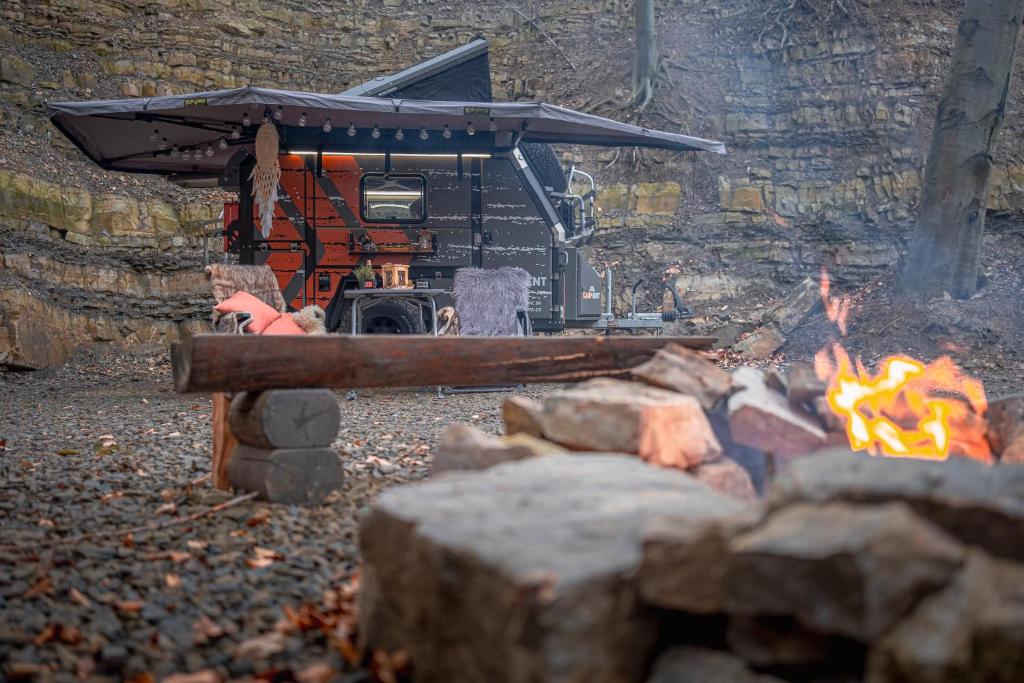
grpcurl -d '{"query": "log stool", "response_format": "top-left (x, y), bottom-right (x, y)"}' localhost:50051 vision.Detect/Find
top-left (222, 389), bottom-right (344, 505)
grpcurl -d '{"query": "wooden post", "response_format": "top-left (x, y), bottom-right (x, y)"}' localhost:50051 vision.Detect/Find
top-left (211, 392), bottom-right (237, 491)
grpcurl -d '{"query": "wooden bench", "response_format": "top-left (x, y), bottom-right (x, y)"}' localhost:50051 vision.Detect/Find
top-left (172, 334), bottom-right (716, 504)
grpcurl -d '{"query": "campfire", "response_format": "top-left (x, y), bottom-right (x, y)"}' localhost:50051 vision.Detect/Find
top-left (814, 269), bottom-right (993, 463)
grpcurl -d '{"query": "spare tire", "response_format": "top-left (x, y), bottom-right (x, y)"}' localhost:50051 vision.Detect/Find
top-left (520, 142), bottom-right (567, 193)
top-left (344, 300), bottom-right (424, 334)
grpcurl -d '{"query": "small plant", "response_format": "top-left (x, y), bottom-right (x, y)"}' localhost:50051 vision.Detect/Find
top-left (353, 262), bottom-right (375, 286)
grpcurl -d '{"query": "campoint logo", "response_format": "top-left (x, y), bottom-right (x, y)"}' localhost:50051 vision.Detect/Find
top-left (581, 286), bottom-right (599, 300)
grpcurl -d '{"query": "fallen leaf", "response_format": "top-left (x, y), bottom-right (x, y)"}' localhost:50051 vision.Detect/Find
top-left (101, 491), bottom-right (125, 502)
top-left (185, 540), bottom-right (208, 551)
top-left (161, 672), bottom-right (221, 683)
top-left (35, 623), bottom-right (83, 646)
top-left (116, 600), bottom-right (144, 614)
top-left (69, 587), bottom-right (91, 607)
top-left (160, 489), bottom-right (176, 501)
top-left (98, 434), bottom-right (114, 441)
top-left (295, 662), bottom-right (335, 683)
top-left (0, 438), bottom-right (7, 451)
top-left (156, 502), bottom-right (177, 515)
top-left (246, 510), bottom-right (270, 527)
top-left (234, 632), bottom-right (286, 660)
top-left (37, 518), bottom-right (55, 528)
top-left (57, 448), bottom-right (80, 456)
top-left (192, 616), bottom-right (224, 645)
top-left (164, 573), bottom-right (181, 589)
top-left (168, 550), bottom-right (192, 563)
top-left (229, 529), bottom-right (248, 538)
top-left (24, 576), bottom-right (54, 599)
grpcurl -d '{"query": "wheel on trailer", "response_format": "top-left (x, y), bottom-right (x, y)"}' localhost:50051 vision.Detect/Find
top-left (344, 301), bottom-right (425, 335)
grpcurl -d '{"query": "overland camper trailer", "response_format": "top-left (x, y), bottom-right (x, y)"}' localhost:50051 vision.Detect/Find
top-left (48, 39), bottom-right (725, 333)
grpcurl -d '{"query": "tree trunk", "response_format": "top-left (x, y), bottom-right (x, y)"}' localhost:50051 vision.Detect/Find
top-left (900, 0), bottom-right (1024, 298)
top-left (632, 0), bottom-right (659, 109)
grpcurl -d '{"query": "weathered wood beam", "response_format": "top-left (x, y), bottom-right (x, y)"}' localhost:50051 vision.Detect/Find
top-left (172, 334), bottom-right (717, 393)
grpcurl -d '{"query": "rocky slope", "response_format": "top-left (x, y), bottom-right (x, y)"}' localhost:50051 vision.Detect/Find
top-left (1, 0), bottom-right (1023, 368)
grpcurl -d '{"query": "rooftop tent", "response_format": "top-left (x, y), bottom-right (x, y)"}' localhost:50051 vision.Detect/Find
top-left (341, 37), bottom-right (492, 102)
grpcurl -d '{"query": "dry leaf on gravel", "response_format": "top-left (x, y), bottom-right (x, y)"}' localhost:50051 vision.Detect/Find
top-left (161, 670), bottom-right (221, 683)
top-left (234, 632), bottom-right (287, 660)
top-left (156, 502), bottom-right (177, 515)
top-left (192, 616), bottom-right (224, 645)
top-left (116, 600), bottom-right (144, 614)
top-left (164, 573), bottom-right (181, 589)
top-left (57, 448), bottom-right (79, 456)
top-left (246, 510), bottom-right (270, 527)
top-left (186, 540), bottom-right (208, 551)
top-left (294, 662), bottom-right (335, 683)
top-left (168, 550), bottom-right (191, 563)
top-left (68, 587), bottom-right (91, 607)
top-left (23, 576), bottom-right (54, 598)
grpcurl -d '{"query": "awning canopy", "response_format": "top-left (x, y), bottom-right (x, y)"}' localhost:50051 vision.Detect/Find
top-left (47, 86), bottom-right (726, 177)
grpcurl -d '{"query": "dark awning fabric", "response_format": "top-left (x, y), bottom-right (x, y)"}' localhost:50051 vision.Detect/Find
top-left (47, 86), bottom-right (726, 176)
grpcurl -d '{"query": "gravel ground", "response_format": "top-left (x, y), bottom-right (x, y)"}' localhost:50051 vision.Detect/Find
top-left (0, 347), bottom-right (555, 682)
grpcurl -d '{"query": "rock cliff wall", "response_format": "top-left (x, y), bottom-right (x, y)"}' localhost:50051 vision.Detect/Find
top-left (1, 0), bottom-right (1021, 366)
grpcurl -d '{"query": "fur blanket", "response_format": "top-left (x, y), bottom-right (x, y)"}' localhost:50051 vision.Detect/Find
top-left (453, 267), bottom-right (531, 336)
top-left (291, 305), bottom-right (327, 335)
top-left (205, 264), bottom-right (285, 312)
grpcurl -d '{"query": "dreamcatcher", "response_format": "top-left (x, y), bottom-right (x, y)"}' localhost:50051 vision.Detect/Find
top-left (249, 119), bottom-right (280, 238)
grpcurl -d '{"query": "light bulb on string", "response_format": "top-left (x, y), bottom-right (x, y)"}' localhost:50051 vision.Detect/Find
top-left (466, 122), bottom-right (476, 136)
top-left (371, 125), bottom-right (381, 139)
top-left (205, 144), bottom-right (214, 157)
top-left (489, 119), bottom-right (497, 132)
top-left (230, 127), bottom-right (240, 140)
top-left (395, 128), bottom-right (405, 141)
top-left (170, 145), bottom-right (180, 158)
top-left (322, 118), bottom-right (332, 133)
top-left (242, 113), bottom-right (251, 127)
top-left (419, 127), bottom-right (429, 141)
top-left (158, 138), bottom-right (168, 150)
top-left (442, 124), bottom-right (452, 139)
top-left (347, 123), bottom-right (357, 137)
top-left (298, 112), bottom-right (307, 127)
top-left (274, 107), bottom-right (283, 121)
top-left (218, 137), bottom-right (228, 151)
top-left (149, 129), bottom-right (160, 143)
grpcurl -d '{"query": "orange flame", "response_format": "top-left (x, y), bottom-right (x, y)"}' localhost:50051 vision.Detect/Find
top-left (815, 272), bottom-right (991, 463)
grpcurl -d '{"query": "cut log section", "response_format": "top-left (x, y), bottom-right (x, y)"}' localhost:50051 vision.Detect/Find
top-left (229, 389), bottom-right (340, 449)
top-left (227, 445), bottom-right (344, 505)
top-left (171, 334), bottom-right (717, 393)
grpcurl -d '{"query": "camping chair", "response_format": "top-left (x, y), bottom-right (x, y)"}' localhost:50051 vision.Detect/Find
top-left (205, 264), bottom-right (286, 333)
top-left (442, 267), bottom-right (532, 395)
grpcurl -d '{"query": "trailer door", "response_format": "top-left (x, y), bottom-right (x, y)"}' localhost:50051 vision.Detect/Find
top-left (480, 157), bottom-right (553, 318)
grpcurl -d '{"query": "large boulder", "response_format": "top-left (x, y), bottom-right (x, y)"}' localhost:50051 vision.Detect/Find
top-left (726, 502), bottom-right (965, 641)
top-left (767, 449), bottom-right (1024, 561)
top-left (867, 551), bottom-right (1024, 683)
top-left (359, 455), bottom-right (749, 683)
top-left (433, 423), bottom-right (565, 474)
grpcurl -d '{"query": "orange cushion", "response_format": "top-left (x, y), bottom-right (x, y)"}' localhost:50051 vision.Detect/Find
top-left (214, 291), bottom-right (281, 334)
top-left (262, 314), bottom-right (306, 335)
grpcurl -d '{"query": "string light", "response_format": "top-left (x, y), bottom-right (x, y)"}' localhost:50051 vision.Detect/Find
top-left (218, 137), bottom-right (228, 151)
top-left (149, 129), bottom-right (160, 142)
top-left (489, 118), bottom-right (497, 132)
top-left (442, 124), bottom-right (452, 139)
top-left (274, 106), bottom-right (283, 121)
top-left (395, 128), bottom-right (405, 141)
top-left (230, 127), bottom-right (240, 140)
top-left (170, 145), bottom-right (180, 158)
top-left (205, 144), bottom-right (214, 157)
top-left (371, 125), bottom-right (381, 139)
top-left (158, 138), bottom-right (168, 150)
top-left (298, 112), bottom-right (307, 127)
top-left (322, 118), bottom-right (332, 133)
top-left (242, 113), bottom-right (251, 127)
top-left (466, 122), bottom-right (476, 136)
top-left (419, 127), bottom-right (429, 141)
top-left (347, 123), bottom-right (357, 137)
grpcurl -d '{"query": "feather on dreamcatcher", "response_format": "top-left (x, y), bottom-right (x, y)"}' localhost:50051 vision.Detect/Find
top-left (249, 119), bottom-right (280, 238)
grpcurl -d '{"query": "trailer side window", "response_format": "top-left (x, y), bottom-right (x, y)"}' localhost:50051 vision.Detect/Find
top-left (360, 174), bottom-right (426, 223)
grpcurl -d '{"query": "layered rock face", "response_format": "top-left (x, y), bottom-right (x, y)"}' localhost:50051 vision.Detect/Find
top-left (2, 0), bottom-right (1024, 366)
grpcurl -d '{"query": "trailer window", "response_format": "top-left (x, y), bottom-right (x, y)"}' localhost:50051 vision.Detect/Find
top-left (361, 174), bottom-right (425, 222)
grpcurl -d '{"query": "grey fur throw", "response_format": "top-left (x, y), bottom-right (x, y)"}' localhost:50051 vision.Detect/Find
top-left (453, 267), bottom-right (531, 336)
